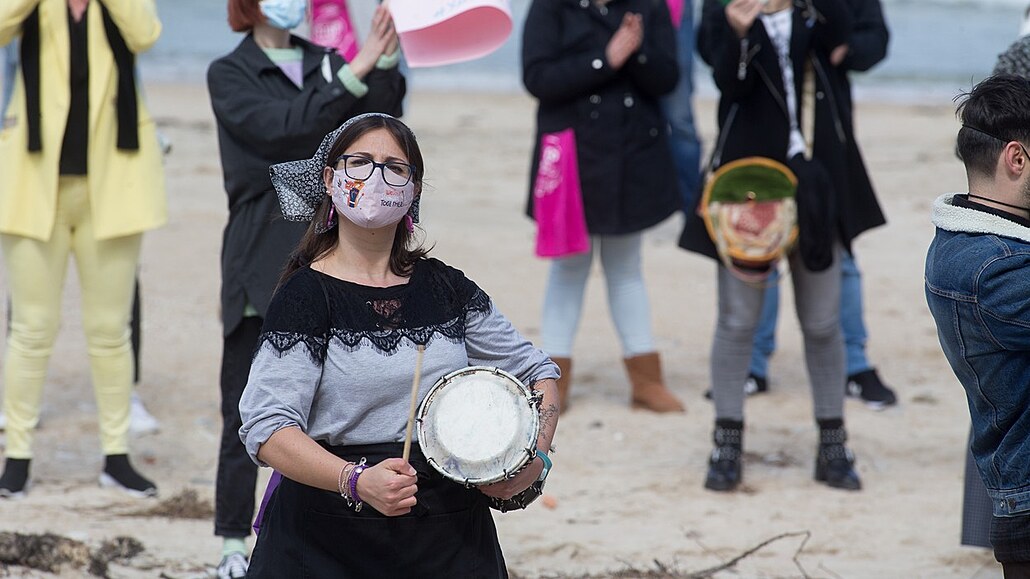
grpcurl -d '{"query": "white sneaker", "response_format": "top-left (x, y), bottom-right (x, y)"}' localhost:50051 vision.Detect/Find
top-left (217, 552), bottom-right (249, 579)
top-left (129, 392), bottom-right (160, 436)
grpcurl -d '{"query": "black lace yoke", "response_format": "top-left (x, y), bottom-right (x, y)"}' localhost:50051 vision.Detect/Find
top-left (257, 258), bottom-right (492, 364)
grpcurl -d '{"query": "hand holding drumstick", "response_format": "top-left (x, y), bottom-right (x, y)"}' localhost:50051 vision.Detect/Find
top-left (354, 459), bottom-right (418, 516)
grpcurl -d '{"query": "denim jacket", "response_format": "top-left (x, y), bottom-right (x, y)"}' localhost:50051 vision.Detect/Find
top-left (925, 193), bottom-right (1030, 517)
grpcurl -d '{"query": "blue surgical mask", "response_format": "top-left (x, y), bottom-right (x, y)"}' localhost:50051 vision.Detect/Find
top-left (259, 0), bottom-right (307, 31)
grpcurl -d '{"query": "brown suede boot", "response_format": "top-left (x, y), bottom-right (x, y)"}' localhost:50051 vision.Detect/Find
top-left (625, 352), bottom-right (685, 413)
top-left (552, 357), bottom-right (572, 414)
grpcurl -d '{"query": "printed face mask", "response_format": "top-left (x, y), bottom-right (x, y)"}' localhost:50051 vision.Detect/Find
top-left (331, 168), bottom-right (414, 230)
top-left (259, 0), bottom-right (307, 30)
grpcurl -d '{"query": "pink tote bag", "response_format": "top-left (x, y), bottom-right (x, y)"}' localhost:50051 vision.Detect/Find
top-left (310, 0), bottom-right (359, 61)
top-left (665, 0), bottom-right (684, 28)
top-left (533, 129), bottom-right (590, 258)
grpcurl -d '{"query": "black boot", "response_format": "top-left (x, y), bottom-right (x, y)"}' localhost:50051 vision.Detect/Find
top-left (704, 420), bottom-right (743, 492)
top-left (0, 458), bottom-right (31, 498)
top-left (99, 454), bottom-right (157, 498)
top-left (814, 421), bottom-right (862, 491)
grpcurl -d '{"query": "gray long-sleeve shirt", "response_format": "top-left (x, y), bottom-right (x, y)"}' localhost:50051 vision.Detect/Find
top-left (239, 259), bottom-right (559, 466)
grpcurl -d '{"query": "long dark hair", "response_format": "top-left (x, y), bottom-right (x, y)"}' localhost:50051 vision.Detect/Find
top-left (278, 115), bottom-right (429, 288)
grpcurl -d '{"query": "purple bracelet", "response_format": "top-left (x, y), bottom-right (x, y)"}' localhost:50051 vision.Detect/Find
top-left (349, 458), bottom-right (367, 511)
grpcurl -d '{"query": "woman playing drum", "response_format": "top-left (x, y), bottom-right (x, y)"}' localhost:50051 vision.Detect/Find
top-left (238, 113), bottom-right (560, 578)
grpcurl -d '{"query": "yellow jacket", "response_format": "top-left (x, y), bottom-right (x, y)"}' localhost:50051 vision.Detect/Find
top-left (0, 0), bottom-right (166, 241)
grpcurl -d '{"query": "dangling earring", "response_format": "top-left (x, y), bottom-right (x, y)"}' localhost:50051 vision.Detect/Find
top-left (326, 204), bottom-right (337, 230)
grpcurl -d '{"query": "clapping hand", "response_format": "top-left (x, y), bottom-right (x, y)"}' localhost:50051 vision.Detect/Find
top-left (725, 0), bottom-right (764, 39)
top-left (350, 5), bottom-right (399, 79)
top-left (605, 12), bottom-right (644, 71)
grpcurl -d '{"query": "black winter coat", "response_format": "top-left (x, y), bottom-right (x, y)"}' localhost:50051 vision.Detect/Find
top-left (523, 0), bottom-right (681, 235)
top-left (680, 0), bottom-right (885, 260)
top-left (208, 35), bottom-right (404, 336)
top-left (824, 0), bottom-right (888, 244)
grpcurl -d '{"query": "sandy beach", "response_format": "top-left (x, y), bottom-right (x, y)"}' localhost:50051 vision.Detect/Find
top-left (0, 82), bottom-right (1001, 578)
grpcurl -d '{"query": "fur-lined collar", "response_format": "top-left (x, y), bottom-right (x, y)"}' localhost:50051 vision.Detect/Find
top-left (932, 193), bottom-right (1030, 244)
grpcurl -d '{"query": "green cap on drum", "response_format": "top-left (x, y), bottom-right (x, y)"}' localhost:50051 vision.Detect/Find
top-left (706, 157), bottom-right (797, 204)
top-left (701, 157), bottom-right (799, 283)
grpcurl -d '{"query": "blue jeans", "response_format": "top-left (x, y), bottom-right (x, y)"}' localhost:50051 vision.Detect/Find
top-left (750, 249), bottom-right (871, 378)
top-left (660, 1), bottom-right (702, 212)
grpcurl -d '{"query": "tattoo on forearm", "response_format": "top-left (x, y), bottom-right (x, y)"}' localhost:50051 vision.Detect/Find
top-left (540, 403), bottom-right (558, 434)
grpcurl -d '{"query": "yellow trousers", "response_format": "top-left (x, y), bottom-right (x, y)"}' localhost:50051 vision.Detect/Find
top-left (1, 176), bottom-right (141, 458)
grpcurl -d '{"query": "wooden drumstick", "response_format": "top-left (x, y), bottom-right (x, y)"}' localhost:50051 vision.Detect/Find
top-left (402, 345), bottom-right (425, 463)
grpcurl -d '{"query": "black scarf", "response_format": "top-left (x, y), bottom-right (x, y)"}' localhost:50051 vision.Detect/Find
top-left (21, 1), bottom-right (139, 153)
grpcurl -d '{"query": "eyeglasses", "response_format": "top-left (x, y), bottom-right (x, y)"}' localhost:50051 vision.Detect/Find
top-left (333, 155), bottom-right (416, 187)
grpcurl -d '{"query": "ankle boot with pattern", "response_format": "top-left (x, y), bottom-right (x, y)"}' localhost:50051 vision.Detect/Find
top-left (552, 357), bottom-right (572, 414)
top-left (705, 420), bottom-right (743, 491)
top-left (625, 352), bottom-right (685, 413)
top-left (814, 425), bottom-right (862, 490)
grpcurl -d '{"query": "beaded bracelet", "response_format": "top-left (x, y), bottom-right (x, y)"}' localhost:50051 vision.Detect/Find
top-left (347, 457), bottom-right (368, 512)
top-left (337, 462), bottom-right (354, 500)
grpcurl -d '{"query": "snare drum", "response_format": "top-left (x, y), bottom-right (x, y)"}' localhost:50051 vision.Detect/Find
top-left (417, 366), bottom-right (540, 487)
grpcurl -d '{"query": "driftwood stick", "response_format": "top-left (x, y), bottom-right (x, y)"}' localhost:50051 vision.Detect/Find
top-left (687, 530), bottom-right (813, 579)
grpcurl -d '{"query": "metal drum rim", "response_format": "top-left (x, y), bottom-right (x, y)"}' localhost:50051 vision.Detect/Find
top-left (416, 366), bottom-right (539, 485)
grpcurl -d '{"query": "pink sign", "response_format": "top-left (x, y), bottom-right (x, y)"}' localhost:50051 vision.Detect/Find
top-left (310, 0), bottom-right (359, 61)
top-left (388, 0), bottom-right (512, 68)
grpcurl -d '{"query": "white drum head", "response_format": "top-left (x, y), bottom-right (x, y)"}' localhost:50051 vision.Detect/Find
top-left (417, 366), bottom-right (538, 485)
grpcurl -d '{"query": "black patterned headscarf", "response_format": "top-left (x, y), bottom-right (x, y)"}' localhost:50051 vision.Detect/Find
top-left (270, 113), bottom-right (421, 234)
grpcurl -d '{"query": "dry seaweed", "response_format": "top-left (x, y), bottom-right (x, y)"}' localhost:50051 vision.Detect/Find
top-left (0, 532), bottom-right (143, 578)
top-left (125, 488), bottom-right (214, 520)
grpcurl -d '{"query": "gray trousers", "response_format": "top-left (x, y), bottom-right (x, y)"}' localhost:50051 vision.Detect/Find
top-left (711, 249), bottom-right (846, 423)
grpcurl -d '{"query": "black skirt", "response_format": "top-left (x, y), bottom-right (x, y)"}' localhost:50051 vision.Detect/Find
top-left (247, 442), bottom-right (508, 579)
